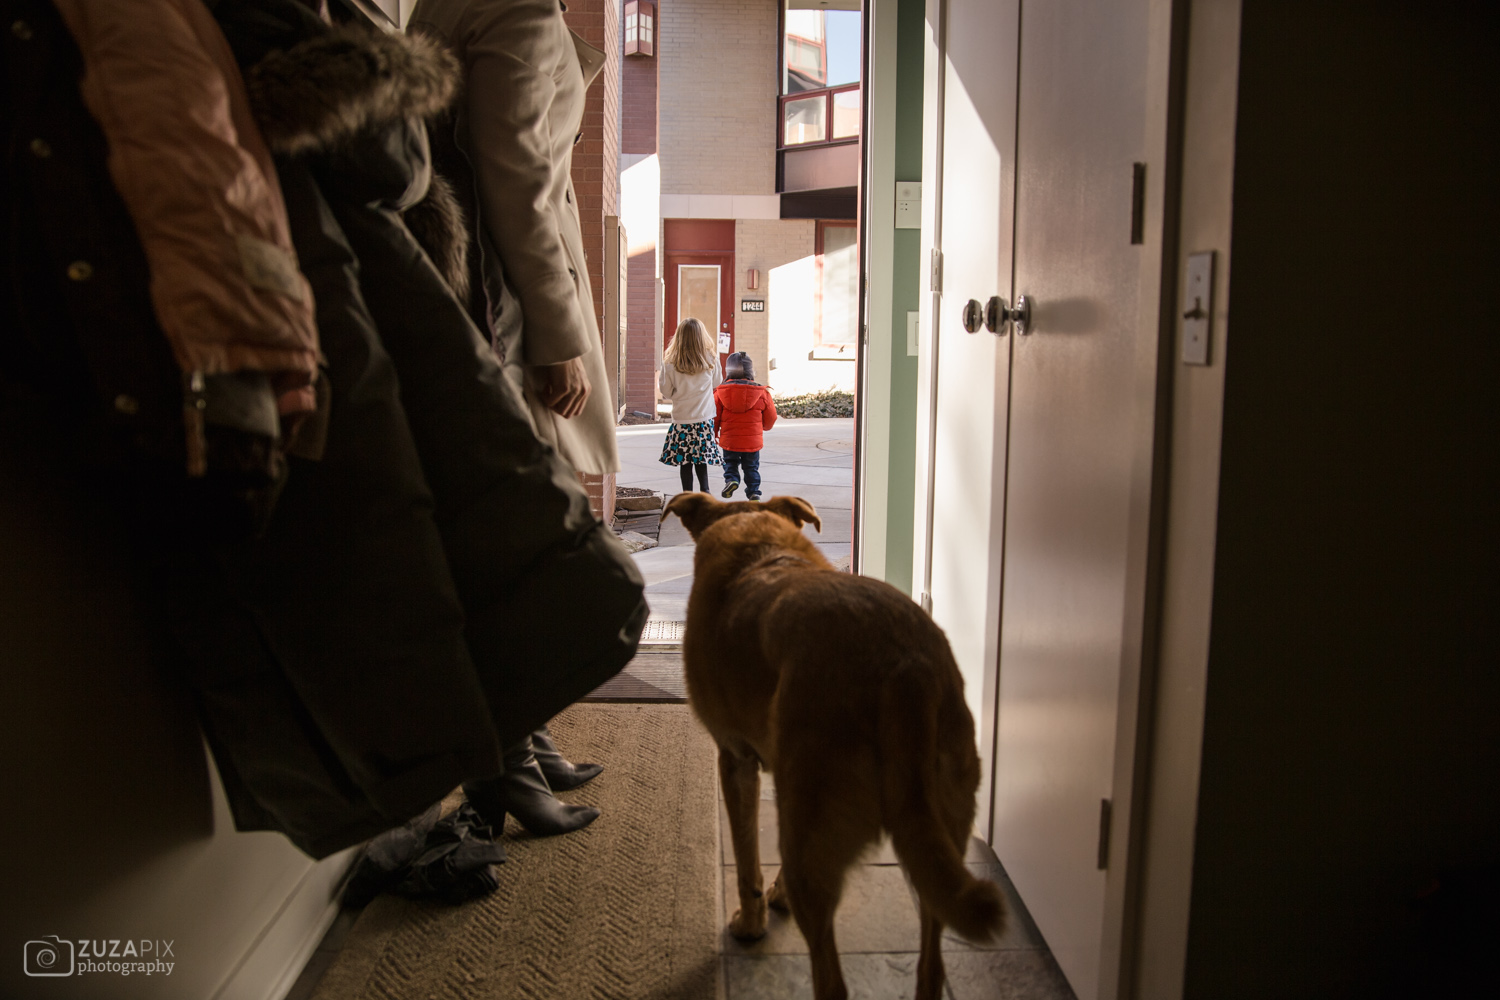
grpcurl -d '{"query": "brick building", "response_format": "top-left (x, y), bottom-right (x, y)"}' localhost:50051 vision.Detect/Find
top-left (561, 0), bottom-right (625, 519)
top-left (623, 0), bottom-right (861, 409)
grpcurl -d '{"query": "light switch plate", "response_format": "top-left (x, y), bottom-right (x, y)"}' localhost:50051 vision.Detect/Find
top-left (896, 181), bottom-right (922, 229)
top-left (1182, 250), bottom-right (1215, 366)
top-left (907, 311), bottom-right (920, 356)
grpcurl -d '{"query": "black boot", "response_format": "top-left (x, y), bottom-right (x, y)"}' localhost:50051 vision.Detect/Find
top-left (531, 724), bottom-right (603, 791)
top-left (464, 738), bottom-right (599, 837)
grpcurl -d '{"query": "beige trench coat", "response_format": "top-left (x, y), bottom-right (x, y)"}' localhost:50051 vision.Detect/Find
top-left (410, 0), bottom-right (618, 474)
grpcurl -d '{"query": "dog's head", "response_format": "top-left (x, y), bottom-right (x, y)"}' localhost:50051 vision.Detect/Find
top-left (663, 493), bottom-right (822, 541)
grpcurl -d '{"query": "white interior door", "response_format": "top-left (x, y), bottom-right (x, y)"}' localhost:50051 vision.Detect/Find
top-left (915, 0), bottom-right (1020, 841)
top-left (917, 0), bottom-right (1165, 995)
top-left (991, 0), bottom-right (1159, 996)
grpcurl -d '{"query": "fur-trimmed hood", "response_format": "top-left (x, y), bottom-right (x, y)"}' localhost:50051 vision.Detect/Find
top-left (245, 25), bottom-right (459, 157)
top-left (210, 0), bottom-right (471, 299)
top-left (208, 0), bottom-right (460, 156)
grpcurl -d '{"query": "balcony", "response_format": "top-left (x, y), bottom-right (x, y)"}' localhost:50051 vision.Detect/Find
top-left (777, 83), bottom-right (860, 201)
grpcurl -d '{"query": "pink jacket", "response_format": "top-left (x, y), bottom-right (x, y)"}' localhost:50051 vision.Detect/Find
top-left (53, 0), bottom-right (319, 416)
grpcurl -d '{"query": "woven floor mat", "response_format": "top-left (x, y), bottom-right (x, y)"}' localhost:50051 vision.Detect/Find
top-left (310, 704), bottom-right (720, 1000)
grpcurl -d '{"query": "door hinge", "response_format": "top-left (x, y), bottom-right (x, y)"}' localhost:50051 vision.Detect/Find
top-left (1097, 798), bottom-right (1112, 869)
top-left (929, 248), bottom-right (943, 293)
top-left (919, 591), bottom-right (932, 614)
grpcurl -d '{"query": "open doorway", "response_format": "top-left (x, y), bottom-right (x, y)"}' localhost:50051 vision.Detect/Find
top-left (609, 0), bottom-right (865, 607)
top-left (610, 0), bottom-right (864, 669)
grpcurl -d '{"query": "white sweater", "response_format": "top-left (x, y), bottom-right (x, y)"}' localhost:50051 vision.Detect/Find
top-left (659, 360), bottom-right (722, 424)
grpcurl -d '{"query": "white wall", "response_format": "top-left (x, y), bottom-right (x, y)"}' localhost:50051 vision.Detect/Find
top-left (764, 252), bottom-right (857, 396)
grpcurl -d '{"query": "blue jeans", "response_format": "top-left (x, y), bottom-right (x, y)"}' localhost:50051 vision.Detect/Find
top-left (722, 450), bottom-right (762, 495)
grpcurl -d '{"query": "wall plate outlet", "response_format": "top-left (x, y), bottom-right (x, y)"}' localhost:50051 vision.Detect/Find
top-left (907, 311), bottom-right (920, 356)
top-left (896, 181), bottom-right (922, 229)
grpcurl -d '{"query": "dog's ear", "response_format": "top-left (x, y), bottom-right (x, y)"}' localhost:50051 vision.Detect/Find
top-left (663, 492), bottom-right (732, 540)
top-left (758, 496), bottom-right (822, 533)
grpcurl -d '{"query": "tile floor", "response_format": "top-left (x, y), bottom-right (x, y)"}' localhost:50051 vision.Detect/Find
top-left (716, 777), bottom-right (1076, 1000)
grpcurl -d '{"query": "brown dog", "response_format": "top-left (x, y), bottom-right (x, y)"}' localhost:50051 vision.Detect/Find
top-left (664, 493), bottom-right (1005, 1000)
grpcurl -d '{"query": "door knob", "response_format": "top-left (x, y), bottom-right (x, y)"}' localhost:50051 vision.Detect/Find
top-left (1013, 295), bottom-right (1034, 335)
top-left (962, 299), bottom-right (985, 334)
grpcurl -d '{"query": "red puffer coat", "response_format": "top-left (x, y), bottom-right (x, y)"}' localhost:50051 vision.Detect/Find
top-left (714, 380), bottom-right (778, 452)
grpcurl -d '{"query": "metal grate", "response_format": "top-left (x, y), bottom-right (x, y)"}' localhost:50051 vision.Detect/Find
top-left (639, 619), bottom-right (686, 645)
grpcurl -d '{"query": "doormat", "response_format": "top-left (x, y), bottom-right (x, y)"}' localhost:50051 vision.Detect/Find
top-left (309, 704), bottom-right (719, 1000)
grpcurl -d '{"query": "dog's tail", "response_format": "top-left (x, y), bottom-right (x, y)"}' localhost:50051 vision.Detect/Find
top-left (881, 667), bottom-right (1007, 943)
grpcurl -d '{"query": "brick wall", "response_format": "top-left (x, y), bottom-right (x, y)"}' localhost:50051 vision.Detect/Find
top-left (563, 0), bottom-right (623, 521)
top-left (626, 248), bottom-right (659, 415)
top-left (621, 5), bottom-right (657, 154)
top-left (734, 218), bottom-right (815, 387)
top-left (621, 1), bottom-right (659, 416)
top-left (563, 0), bottom-right (622, 337)
top-left (578, 471), bottom-right (618, 527)
top-left (659, 0), bottom-right (779, 196)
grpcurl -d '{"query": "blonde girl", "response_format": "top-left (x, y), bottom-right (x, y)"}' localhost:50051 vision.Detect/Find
top-left (657, 317), bottom-right (724, 492)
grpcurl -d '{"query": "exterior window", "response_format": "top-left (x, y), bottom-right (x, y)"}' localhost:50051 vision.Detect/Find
top-left (624, 1), bottom-right (654, 57)
top-left (831, 89), bottom-right (861, 139)
top-left (783, 95), bottom-right (827, 145)
top-left (778, 3), bottom-right (861, 148)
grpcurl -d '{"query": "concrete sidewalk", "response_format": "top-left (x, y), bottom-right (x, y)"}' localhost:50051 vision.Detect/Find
top-left (615, 417), bottom-right (855, 624)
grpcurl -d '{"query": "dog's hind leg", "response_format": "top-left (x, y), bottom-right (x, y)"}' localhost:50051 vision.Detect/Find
top-left (719, 746), bottom-right (770, 940)
top-left (776, 780), bottom-right (876, 1000)
top-left (915, 902), bottom-right (946, 1000)
top-left (779, 830), bottom-right (860, 1000)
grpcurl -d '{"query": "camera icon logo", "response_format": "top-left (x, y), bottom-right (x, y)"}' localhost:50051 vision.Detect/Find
top-left (24, 936), bottom-right (75, 977)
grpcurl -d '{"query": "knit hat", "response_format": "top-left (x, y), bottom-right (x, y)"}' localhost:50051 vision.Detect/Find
top-left (725, 351), bottom-right (754, 380)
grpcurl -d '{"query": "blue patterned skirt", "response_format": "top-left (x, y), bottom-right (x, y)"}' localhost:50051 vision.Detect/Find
top-left (658, 420), bottom-right (723, 466)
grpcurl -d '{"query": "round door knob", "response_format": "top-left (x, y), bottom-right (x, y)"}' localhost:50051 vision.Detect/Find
top-left (961, 299), bottom-right (985, 334)
top-left (985, 296), bottom-right (1010, 336)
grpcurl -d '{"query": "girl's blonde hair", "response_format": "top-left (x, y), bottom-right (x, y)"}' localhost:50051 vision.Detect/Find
top-left (664, 317), bottom-right (717, 375)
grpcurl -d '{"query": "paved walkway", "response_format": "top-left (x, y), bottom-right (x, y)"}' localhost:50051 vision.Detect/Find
top-left (616, 417), bottom-right (855, 624)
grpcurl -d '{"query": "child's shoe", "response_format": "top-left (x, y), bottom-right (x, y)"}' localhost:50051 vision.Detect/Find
top-left (746, 493), bottom-right (762, 501)
top-left (721, 481), bottom-right (739, 498)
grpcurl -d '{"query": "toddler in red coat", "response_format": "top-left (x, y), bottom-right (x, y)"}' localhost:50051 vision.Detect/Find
top-left (713, 352), bottom-right (777, 500)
